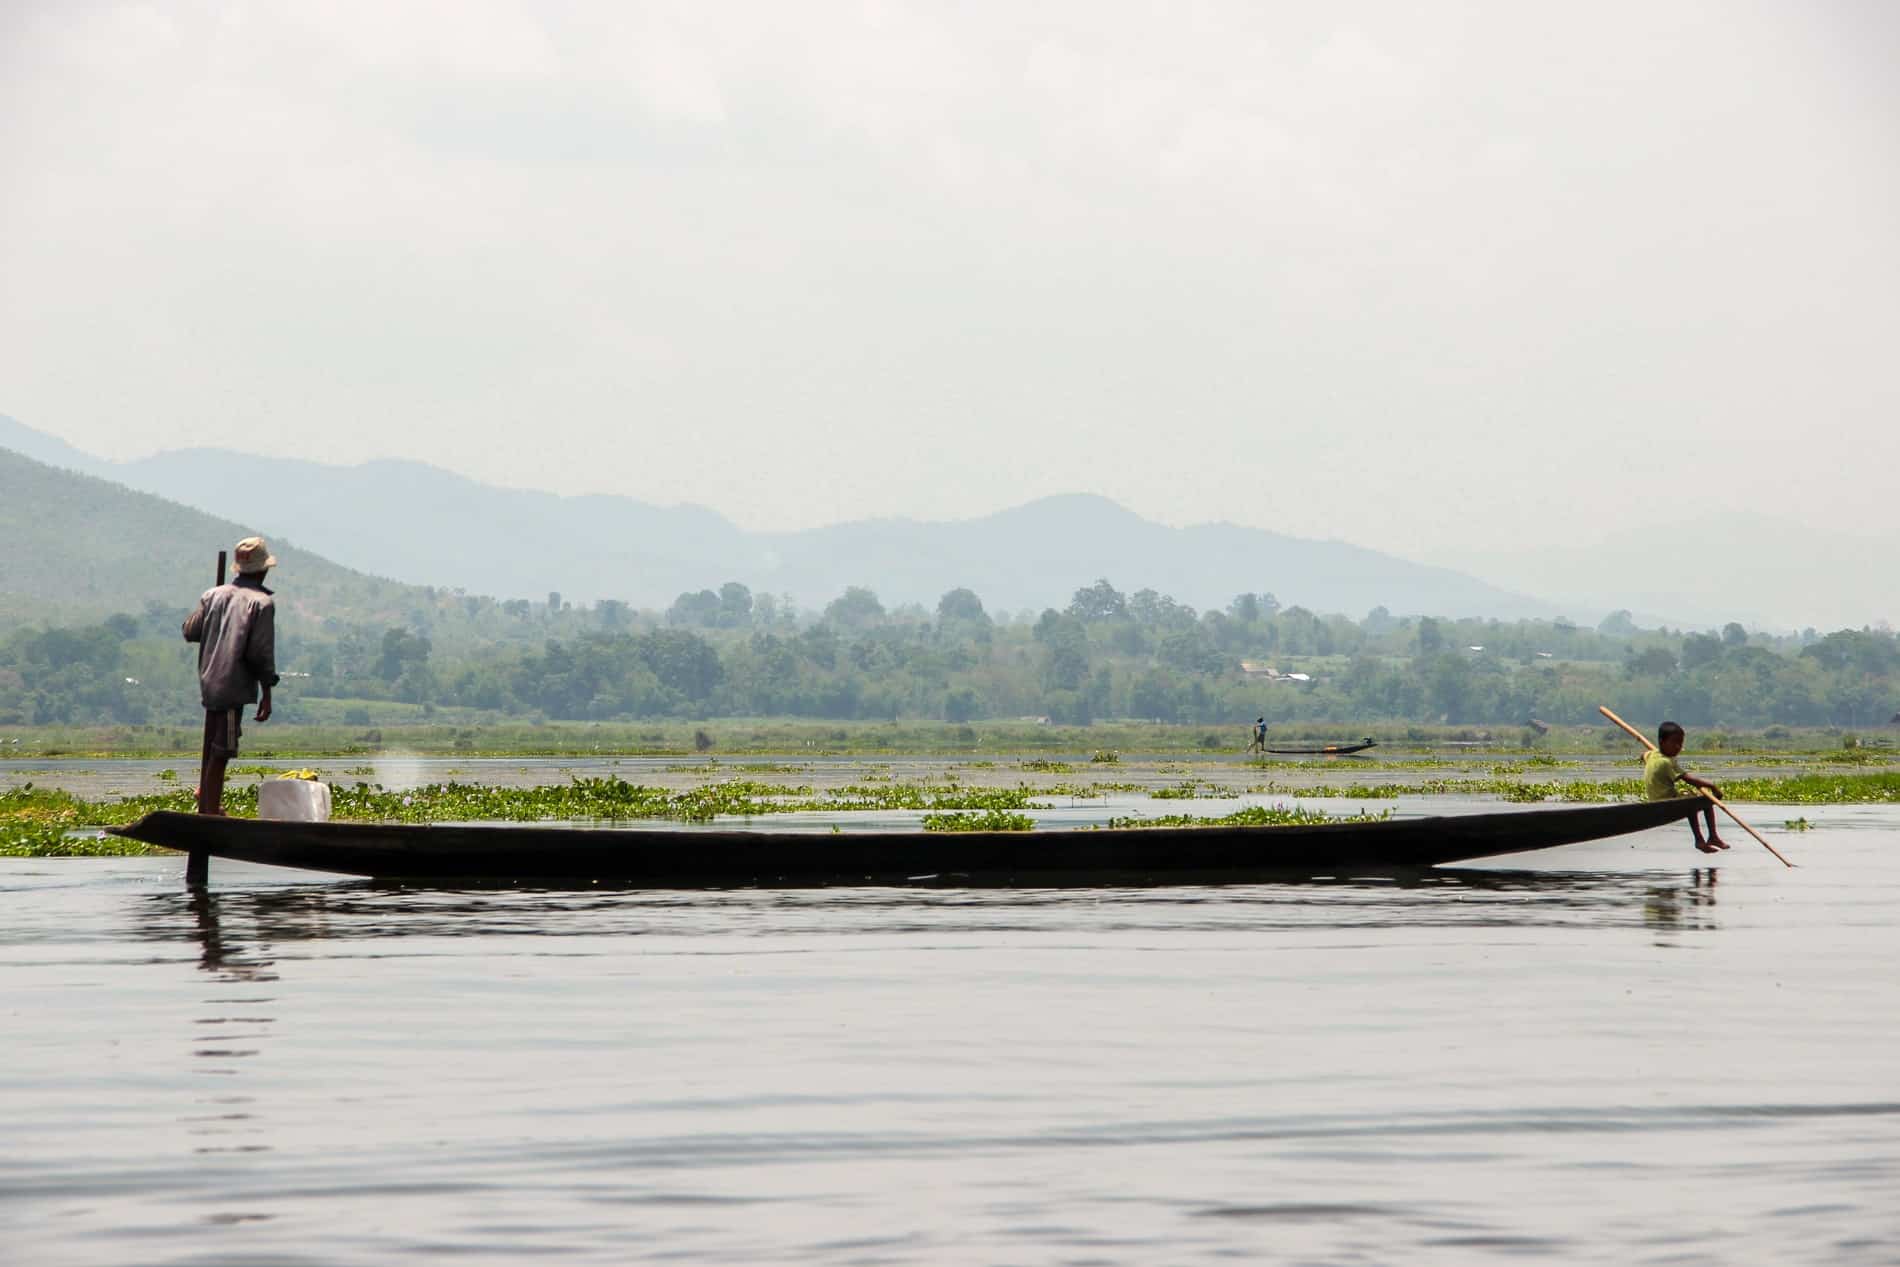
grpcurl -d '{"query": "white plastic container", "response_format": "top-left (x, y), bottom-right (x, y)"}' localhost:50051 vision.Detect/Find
top-left (257, 780), bottom-right (333, 822)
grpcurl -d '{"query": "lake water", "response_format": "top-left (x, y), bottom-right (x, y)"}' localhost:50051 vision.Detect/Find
top-left (3, 805), bottom-right (1897, 1265)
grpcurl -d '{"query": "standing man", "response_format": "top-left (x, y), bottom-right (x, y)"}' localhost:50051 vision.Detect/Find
top-left (183, 537), bottom-right (280, 814)
top-left (1248, 716), bottom-right (1268, 755)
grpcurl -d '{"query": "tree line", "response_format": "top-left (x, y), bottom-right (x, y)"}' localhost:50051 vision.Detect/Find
top-left (3, 578), bottom-right (1895, 731)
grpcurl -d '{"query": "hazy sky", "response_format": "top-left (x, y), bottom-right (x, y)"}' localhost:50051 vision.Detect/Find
top-left (4, 2), bottom-right (1897, 571)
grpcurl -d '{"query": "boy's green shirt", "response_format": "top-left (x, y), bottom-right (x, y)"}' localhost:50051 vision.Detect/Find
top-left (1643, 750), bottom-right (1686, 800)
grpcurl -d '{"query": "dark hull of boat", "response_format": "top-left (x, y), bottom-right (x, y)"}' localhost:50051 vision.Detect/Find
top-left (110, 799), bottom-right (1703, 886)
top-left (1261, 741), bottom-right (1378, 755)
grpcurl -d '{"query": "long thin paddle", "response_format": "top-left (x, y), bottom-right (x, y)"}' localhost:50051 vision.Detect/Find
top-left (1598, 705), bottom-right (1794, 867)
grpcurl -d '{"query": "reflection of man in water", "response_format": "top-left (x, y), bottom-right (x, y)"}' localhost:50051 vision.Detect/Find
top-left (183, 537), bottom-right (280, 814)
top-left (1247, 717), bottom-right (1267, 754)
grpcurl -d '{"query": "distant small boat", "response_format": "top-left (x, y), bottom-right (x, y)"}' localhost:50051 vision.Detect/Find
top-left (108, 797), bottom-right (1701, 887)
top-left (1261, 738), bottom-right (1379, 756)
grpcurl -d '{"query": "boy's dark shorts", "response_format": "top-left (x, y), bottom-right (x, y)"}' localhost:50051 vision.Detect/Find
top-left (202, 708), bottom-right (242, 759)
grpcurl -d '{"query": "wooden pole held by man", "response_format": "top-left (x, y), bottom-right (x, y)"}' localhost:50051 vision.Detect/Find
top-left (185, 550), bottom-right (227, 885)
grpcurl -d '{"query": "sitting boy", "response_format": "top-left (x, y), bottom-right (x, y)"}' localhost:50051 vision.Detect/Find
top-left (1644, 721), bottom-right (1727, 853)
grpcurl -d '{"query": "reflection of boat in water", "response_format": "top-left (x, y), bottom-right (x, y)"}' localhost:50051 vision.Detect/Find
top-left (1262, 737), bottom-right (1378, 755)
top-left (111, 798), bottom-right (1702, 887)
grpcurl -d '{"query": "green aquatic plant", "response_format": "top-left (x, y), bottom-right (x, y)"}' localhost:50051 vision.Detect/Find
top-left (0, 784), bottom-right (183, 855)
top-left (1720, 772), bottom-right (1900, 804)
top-left (921, 809), bottom-right (1036, 832)
top-left (1107, 804), bottom-right (1393, 829)
top-left (1236, 775), bottom-right (1632, 803)
top-left (1035, 783), bottom-right (1110, 798)
top-left (831, 784), bottom-right (1038, 813)
top-left (3, 825), bottom-right (158, 857)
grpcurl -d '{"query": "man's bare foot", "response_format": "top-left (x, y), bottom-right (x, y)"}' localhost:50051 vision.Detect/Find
top-left (1695, 839), bottom-right (1721, 853)
top-left (1708, 835), bottom-right (1730, 850)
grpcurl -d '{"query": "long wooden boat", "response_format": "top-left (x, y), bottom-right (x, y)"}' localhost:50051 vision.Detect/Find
top-left (110, 798), bottom-right (1703, 886)
top-left (1261, 738), bottom-right (1378, 755)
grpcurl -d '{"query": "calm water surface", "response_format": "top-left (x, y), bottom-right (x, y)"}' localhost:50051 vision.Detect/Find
top-left (3, 808), bottom-right (1897, 1265)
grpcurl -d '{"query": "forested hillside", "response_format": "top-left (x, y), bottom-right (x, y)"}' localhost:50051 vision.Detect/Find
top-left (1, 447), bottom-right (431, 633)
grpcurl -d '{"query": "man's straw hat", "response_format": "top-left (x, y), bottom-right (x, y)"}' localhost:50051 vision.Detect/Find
top-left (234, 537), bottom-right (277, 574)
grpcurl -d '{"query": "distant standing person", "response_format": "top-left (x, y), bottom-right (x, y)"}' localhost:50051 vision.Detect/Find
top-left (1643, 721), bottom-right (1727, 854)
top-left (1248, 717), bottom-right (1268, 755)
top-left (183, 537), bottom-right (280, 814)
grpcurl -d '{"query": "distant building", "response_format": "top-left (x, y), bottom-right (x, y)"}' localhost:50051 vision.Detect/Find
top-left (1239, 661), bottom-right (1310, 683)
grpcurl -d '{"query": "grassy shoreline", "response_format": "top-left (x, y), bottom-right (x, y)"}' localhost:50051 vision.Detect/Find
top-left (4, 719), bottom-right (1896, 761)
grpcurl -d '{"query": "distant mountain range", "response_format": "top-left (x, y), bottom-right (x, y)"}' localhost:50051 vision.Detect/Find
top-left (1444, 514), bottom-right (1898, 635)
top-left (3, 412), bottom-right (1558, 620)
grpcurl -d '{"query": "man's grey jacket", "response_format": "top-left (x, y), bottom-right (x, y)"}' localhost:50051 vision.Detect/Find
top-left (183, 575), bottom-right (279, 710)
